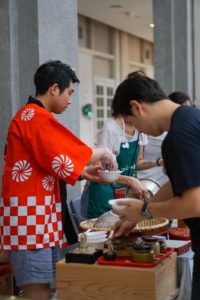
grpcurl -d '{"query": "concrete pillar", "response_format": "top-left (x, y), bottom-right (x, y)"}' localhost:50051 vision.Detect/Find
top-left (0, 0), bottom-right (21, 191)
top-left (153, 0), bottom-right (193, 99)
top-left (0, 0), bottom-right (80, 199)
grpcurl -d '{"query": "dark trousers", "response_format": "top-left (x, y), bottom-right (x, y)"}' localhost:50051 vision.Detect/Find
top-left (59, 180), bottom-right (78, 245)
top-left (191, 252), bottom-right (200, 300)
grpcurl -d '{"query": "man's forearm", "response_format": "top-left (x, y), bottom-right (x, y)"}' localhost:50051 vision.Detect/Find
top-left (149, 190), bottom-right (200, 219)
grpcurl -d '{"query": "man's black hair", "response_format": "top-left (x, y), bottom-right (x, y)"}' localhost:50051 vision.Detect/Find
top-left (112, 71), bottom-right (167, 117)
top-left (168, 91), bottom-right (191, 105)
top-left (34, 60), bottom-right (80, 96)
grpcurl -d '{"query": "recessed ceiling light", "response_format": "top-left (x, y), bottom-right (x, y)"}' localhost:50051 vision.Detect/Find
top-left (124, 11), bottom-right (135, 17)
top-left (149, 23), bottom-right (155, 28)
top-left (109, 4), bottom-right (123, 9)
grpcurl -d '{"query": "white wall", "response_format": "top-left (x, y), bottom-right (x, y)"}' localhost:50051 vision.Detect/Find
top-left (79, 50), bottom-right (95, 147)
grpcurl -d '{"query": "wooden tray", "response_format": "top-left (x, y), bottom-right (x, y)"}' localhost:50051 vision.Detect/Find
top-left (97, 247), bottom-right (174, 268)
top-left (169, 227), bottom-right (190, 240)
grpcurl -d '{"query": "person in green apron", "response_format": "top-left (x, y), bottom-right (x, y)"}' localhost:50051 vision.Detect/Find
top-left (87, 134), bottom-right (140, 218)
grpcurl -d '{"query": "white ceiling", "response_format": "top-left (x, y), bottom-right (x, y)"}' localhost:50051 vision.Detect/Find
top-left (78, 0), bottom-right (153, 42)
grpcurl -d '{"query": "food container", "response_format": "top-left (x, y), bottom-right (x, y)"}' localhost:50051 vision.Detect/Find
top-left (78, 232), bottom-right (107, 250)
top-left (159, 240), bottom-right (167, 254)
top-left (112, 236), bottom-right (136, 257)
top-left (98, 170), bottom-right (122, 182)
top-left (131, 244), bottom-right (155, 263)
top-left (85, 239), bottom-right (107, 250)
top-left (151, 235), bottom-right (167, 254)
top-left (143, 237), bottom-right (160, 257)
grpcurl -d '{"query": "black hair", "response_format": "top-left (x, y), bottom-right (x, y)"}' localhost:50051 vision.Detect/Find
top-left (112, 71), bottom-right (167, 117)
top-left (34, 60), bottom-right (80, 96)
top-left (168, 91), bottom-right (191, 105)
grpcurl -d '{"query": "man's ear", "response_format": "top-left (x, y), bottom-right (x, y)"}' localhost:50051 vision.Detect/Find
top-left (49, 83), bottom-right (59, 96)
top-left (130, 100), bottom-right (143, 116)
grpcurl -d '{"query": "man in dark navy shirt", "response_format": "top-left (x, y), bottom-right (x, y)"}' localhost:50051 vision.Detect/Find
top-left (111, 71), bottom-right (200, 300)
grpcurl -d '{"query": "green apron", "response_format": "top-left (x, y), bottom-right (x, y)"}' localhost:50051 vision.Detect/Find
top-left (87, 139), bottom-right (140, 218)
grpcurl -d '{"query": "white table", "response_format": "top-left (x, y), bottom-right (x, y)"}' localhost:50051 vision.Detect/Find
top-left (177, 248), bottom-right (194, 300)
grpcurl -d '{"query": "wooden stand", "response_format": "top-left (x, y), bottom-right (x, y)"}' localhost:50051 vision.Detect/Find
top-left (57, 252), bottom-right (178, 300)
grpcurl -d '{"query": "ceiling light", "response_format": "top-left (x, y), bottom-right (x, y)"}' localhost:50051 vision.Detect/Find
top-left (109, 4), bottom-right (123, 9)
top-left (149, 23), bottom-right (155, 28)
top-left (124, 11), bottom-right (135, 18)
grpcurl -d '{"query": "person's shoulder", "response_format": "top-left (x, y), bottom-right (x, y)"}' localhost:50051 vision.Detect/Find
top-left (101, 118), bottom-right (121, 132)
top-left (138, 131), bottom-right (148, 145)
top-left (173, 106), bottom-right (200, 128)
top-left (170, 106), bottom-right (200, 140)
top-left (174, 105), bottom-right (200, 121)
top-left (103, 118), bottom-right (117, 127)
top-left (15, 103), bottom-right (53, 120)
top-left (11, 104), bottom-right (56, 131)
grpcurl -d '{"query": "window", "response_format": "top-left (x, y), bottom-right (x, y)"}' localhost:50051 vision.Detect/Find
top-left (94, 79), bottom-right (115, 134)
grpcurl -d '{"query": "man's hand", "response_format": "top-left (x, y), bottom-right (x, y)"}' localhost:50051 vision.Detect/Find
top-left (81, 165), bottom-right (107, 183)
top-left (113, 220), bottom-right (136, 237)
top-left (100, 147), bottom-right (118, 171)
top-left (126, 177), bottom-right (148, 199)
top-left (113, 198), bottom-right (143, 223)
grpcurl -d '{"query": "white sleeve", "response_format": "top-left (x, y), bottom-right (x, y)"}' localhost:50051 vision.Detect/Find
top-left (97, 127), bottom-right (121, 155)
top-left (139, 133), bottom-right (148, 146)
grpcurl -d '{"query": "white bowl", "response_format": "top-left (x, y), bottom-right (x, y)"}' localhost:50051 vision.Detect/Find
top-left (78, 232), bottom-right (107, 242)
top-left (86, 235), bottom-right (107, 242)
top-left (98, 170), bottom-right (122, 182)
top-left (108, 199), bottom-right (128, 210)
top-left (86, 237), bottom-right (107, 243)
top-left (86, 235), bottom-right (107, 241)
top-left (85, 231), bottom-right (107, 237)
top-left (86, 238), bottom-right (107, 249)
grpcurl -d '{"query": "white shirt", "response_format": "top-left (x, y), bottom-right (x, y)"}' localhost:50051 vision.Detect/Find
top-left (97, 118), bottom-right (148, 156)
top-left (137, 133), bottom-right (169, 186)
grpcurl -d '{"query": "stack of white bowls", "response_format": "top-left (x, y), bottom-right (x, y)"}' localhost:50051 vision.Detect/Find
top-left (78, 231), bottom-right (107, 249)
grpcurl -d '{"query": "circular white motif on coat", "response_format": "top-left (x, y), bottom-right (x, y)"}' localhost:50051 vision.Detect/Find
top-left (51, 154), bottom-right (74, 178)
top-left (42, 175), bottom-right (55, 191)
top-left (21, 108), bottom-right (35, 121)
top-left (12, 160), bottom-right (32, 182)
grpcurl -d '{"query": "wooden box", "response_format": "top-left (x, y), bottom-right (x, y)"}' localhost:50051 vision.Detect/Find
top-left (56, 252), bottom-right (177, 300)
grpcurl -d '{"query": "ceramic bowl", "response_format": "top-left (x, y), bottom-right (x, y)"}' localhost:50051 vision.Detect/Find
top-left (98, 170), bottom-right (122, 182)
top-left (85, 231), bottom-right (107, 236)
top-left (78, 231), bottom-right (107, 242)
top-left (86, 237), bottom-right (107, 249)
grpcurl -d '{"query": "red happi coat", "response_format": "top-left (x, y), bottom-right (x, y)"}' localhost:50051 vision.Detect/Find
top-left (0, 104), bottom-right (92, 250)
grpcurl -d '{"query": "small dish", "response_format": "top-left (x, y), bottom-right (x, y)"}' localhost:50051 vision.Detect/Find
top-left (85, 231), bottom-right (107, 237)
top-left (86, 237), bottom-right (107, 249)
top-left (98, 170), bottom-right (122, 182)
top-left (78, 232), bottom-right (107, 242)
top-left (108, 199), bottom-right (128, 210)
top-left (86, 235), bottom-right (107, 242)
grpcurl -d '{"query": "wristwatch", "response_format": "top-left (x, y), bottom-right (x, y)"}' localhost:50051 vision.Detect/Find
top-left (141, 201), bottom-right (153, 219)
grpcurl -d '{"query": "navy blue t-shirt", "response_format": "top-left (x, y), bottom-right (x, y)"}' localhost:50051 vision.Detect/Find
top-left (162, 105), bottom-right (200, 251)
